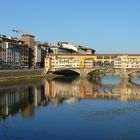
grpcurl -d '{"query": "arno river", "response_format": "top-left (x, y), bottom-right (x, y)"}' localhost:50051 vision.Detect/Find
top-left (0, 75), bottom-right (140, 140)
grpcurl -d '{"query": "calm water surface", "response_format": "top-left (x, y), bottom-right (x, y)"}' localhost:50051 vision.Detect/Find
top-left (0, 75), bottom-right (140, 140)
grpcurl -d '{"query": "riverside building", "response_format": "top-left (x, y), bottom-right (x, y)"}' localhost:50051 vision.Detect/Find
top-left (21, 34), bottom-right (48, 68)
top-left (0, 35), bottom-right (29, 68)
top-left (48, 44), bottom-right (77, 54)
top-left (57, 42), bottom-right (95, 54)
top-left (34, 42), bottom-right (48, 68)
top-left (114, 55), bottom-right (140, 69)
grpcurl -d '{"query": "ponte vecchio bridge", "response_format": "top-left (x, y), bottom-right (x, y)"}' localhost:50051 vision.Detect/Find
top-left (45, 54), bottom-right (140, 78)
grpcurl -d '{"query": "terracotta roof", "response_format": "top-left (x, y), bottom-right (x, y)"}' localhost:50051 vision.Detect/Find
top-left (0, 36), bottom-right (24, 43)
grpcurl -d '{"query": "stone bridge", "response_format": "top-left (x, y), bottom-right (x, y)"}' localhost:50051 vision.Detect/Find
top-left (128, 70), bottom-right (140, 76)
top-left (45, 54), bottom-right (140, 78)
top-left (120, 68), bottom-right (140, 78)
top-left (45, 54), bottom-right (114, 77)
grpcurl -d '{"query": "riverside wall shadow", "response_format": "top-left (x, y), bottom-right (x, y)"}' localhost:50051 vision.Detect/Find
top-left (0, 69), bottom-right (45, 78)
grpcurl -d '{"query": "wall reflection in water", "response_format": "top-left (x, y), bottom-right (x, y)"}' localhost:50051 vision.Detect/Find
top-left (0, 76), bottom-right (140, 121)
top-left (0, 84), bottom-right (46, 120)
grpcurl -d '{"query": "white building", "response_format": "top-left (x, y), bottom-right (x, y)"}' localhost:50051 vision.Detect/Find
top-left (57, 42), bottom-right (95, 54)
top-left (58, 42), bottom-right (78, 52)
top-left (114, 55), bottom-right (140, 69)
top-left (48, 45), bottom-right (76, 54)
top-left (33, 42), bottom-right (47, 68)
top-left (0, 35), bottom-right (29, 68)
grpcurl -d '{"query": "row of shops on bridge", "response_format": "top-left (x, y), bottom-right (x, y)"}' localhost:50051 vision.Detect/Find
top-left (45, 54), bottom-right (140, 72)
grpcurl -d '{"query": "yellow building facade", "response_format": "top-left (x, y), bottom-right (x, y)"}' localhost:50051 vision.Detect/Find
top-left (45, 54), bottom-right (116, 71)
top-left (114, 55), bottom-right (140, 69)
top-left (45, 54), bottom-right (140, 72)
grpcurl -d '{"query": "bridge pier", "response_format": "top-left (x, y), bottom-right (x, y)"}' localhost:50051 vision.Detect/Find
top-left (79, 69), bottom-right (88, 78)
top-left (120, 68), bottom-right (129, 78)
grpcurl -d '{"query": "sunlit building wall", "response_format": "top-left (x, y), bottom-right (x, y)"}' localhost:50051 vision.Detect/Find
top-left (114, 55), bottom-right (140, 69)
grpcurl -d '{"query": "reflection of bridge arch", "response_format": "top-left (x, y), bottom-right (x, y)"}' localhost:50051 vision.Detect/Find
top-left (90, 78), bottom-right (140, 89)
top-left (44, 77), bottom-right (140, 101)
top-left (87, 76), bottom-right (121, 89)
top-left (129, 78), bottom-right (140, 87)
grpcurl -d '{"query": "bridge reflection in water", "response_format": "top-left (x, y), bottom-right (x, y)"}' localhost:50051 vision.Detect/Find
top-left (47, 78), bottom-right (140, 102)
top-left (0, 76), bottom-right (140, 120)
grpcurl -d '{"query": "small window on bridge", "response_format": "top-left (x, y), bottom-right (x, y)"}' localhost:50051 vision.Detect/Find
top-left (111, 56), bottom-right (117, 59)
top-left (104, 56), bottom-right (110, 59)
top-left (97, 56), bottom-right (103, 59)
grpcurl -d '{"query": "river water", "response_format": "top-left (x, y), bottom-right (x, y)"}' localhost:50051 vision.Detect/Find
top-left (0, 75), bottom-right (140, 140)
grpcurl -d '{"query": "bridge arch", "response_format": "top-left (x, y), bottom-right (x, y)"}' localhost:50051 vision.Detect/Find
top-left (104, 61), bottom-right (111, 66)
top-left (53, 69), bottom-right (80, 76)
top-left (96, 61), bottom-right (103, 66)
top-left (128, 70), bottom-right (140, 77)
top-left (51, 68), bottom-right (100, 77)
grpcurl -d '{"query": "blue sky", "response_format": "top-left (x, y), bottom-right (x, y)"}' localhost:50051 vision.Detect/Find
top-left (1, 0), bottom-right (140, 53)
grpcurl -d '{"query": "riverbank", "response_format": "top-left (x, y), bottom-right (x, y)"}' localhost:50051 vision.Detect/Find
top-left (0, 69), bottom-right (44, 83)
top-left (0, 72), bottom-right (62, 83)
top-left (0, 75), bottom-right (45, 82)
top-left (0, 76), bottom-right (45, 88)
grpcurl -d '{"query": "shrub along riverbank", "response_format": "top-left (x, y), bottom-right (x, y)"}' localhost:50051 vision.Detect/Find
top-left (88, 71), bottom-right (106, 76)
top-left (46, 73), bottom-right (63, 80)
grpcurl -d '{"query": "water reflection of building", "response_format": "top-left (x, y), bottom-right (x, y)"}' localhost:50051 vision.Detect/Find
top-left (1, 77), bottom-right (140, 121)
top-left (0, 84), bottom-right (46, 120)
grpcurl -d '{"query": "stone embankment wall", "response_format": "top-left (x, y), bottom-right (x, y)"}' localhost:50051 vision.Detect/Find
top-left (0, 69), bottom-right (46, 78)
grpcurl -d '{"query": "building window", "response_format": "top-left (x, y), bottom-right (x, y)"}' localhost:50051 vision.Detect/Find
top-left (104, 56), bottom-right (110, 59)
top-left (97, 56), bottom-right (102, 59)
